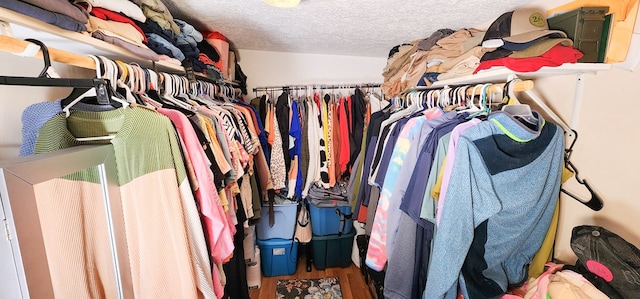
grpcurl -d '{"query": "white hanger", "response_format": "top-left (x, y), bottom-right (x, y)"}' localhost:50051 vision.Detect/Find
top-left (62, 55), bottom-right (130, 118)
top-left (429, 89), bottom-right (437, 109)
top-left (440, 86), bottom-right (452, 108)
top-left (68, 55), bottom-right (130, 141)
top-left (457, 84), bottom-right (481, 114)
top-left (501, 79), bottom-right (537, 125)
top-left (159, 73), bottom-right (195, 111)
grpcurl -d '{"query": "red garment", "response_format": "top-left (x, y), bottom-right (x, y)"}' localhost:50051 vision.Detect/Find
top-left (204, 31), bottom-right (228, 42)
top-left (314, 92), bottom-right (321, 111)
top-left (338, 97), bottom-right (350, 174)
top-left (357, 204), bottom-right (367, 223)
top-left (473, 45), bottom-right (583, 74)
top-left (199, 53), bottom-right (216, 65)
top-left (332, 102), bottom-right (342, 180)
top-left (83, 5), bottom-right (147, 43)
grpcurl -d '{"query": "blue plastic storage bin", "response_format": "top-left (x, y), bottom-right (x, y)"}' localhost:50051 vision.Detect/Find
top-left (309, 202), bottom-right (353, 236)
top-left (256, 238), bottom-right (298, 276)
top-left (256, 203), bottom-right (298, 240)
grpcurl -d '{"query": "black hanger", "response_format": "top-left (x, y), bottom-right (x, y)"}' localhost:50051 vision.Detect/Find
top-left (61, 55), bottom-right (125, 108)
top-left (0, 39), bottom-right (113, 105)
top-left (561, 129), bottom-right (604, 211)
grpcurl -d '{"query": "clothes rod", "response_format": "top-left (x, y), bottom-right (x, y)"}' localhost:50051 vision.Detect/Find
top-left (0, 35), bottom-right (227, 86)
top-left (253, 83), bottom-right (381, 92)
top-left (0, 35), bottom-right (96, 69)
top-left (404, 80), bottom-right (534, 95)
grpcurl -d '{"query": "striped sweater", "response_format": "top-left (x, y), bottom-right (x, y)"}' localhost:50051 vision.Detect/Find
top-left (34, 107), bottom-right (206, 298)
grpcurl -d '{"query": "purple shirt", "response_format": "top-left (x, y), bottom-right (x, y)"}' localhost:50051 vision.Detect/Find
top-left (434, 118), bottom-right (481, 226)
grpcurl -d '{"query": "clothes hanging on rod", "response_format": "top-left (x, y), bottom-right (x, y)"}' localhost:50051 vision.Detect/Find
top-left (344, 80), bottom-right (603, 299)
top-left (12, 41), bottom-right (265, 299)
top-left (252, 82), bottom-right (382, 94)
top-left (399, 78), bottom-right (603, 211)
top-left (250, 83), bottom-right (387, 201)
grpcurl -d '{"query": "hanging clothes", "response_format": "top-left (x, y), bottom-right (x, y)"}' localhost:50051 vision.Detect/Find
top-left (158, 107), bottom-right (230, 298)
top-left (299, 99), bottom-right (310, 190)
top-left (331, 98), bottom-right (342, 181)
top-left (276, 92), bottom-right (291, 172)
top-left (286, 100), bottom-right (303, 199)
top-left (384, 113), bottom-right (467, 299)
top-left (222, 194), bottom-right (251, 299)
top-left (424, 112), bottom-right (564, 299)
top-left (365, 110), bottom-right (454, 272)
top-left (337, 96), bottom-right (351, 176)
top-left (302, 97), bottom-right (322, 198)
top-left (324, 93), bottom-right (336, 187)
top-left (349, 88), bottom-right (367, 174)
top-left (34, 107), bottom-right (204, 298)
top-left (353, 106), bottom-right (392, 223)
top-left (316, 93), bottom-right (330, 188)
top-left (269, 106), bottom-right (287, 190)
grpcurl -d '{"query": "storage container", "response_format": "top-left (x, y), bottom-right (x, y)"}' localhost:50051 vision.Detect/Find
top-left (311, 230), bottom-right (356, 270)
top-left (246, 246), bottom-right (261, 289)
top-left (547, 7), bottom-right (609, 63)
top-left (309, 202), bottom-right (353, 236)
top-left (256, 238), bottom-right (298, 276)
top-left (256, 203), bottom-right (298, 240)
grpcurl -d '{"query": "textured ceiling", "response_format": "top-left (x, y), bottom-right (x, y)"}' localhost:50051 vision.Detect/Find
top-left (162, 0), bottom-right (541, 58)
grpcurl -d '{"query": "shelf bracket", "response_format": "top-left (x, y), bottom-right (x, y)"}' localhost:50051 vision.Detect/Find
top-left (0, 20), bottom-right (12, 37)
top-left (508, 74), bottom-right (575, 139)
top-left (570, 73), bottom-right (586, 129)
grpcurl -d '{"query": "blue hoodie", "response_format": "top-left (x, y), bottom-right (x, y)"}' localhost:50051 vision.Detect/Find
top-left (424, 111), bottom-right (564, 299)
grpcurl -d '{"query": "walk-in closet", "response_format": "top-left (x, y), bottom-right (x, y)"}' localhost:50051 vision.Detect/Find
top-left (1, 0), bottom-right (639, 298)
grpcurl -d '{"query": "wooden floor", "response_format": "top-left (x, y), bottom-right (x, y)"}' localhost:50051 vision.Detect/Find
top-left (248, 248), bottom-right (371, 299)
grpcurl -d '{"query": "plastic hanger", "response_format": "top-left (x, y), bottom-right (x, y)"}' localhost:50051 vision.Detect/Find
top-left (159, 73), bottom-right (196, 111)
top-left (560, 130), bottom-right (604, 211)
top-left (0, 39), bottom-right (118, 110)
top-left (62, 55), bottom-right (129, 118)
top-left (63, 55), bottom-right (130, 141)
top-left (465, 84), bottom-right (491, 119)
top-left (111, 59), bottom-right (141, 105)
top-left (456, 86), bottom-right (468, 108)
top-left (501, 79), bottom-right (538, 126)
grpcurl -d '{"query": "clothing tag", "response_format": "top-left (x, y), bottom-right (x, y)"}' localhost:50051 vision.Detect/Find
top-left (96, 84), bottom-right (110, 105)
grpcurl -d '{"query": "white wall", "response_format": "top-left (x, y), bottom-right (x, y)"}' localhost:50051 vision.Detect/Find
top-left (532, 63), bottom-right (640, 263)
top-left (237, 49), bottom-right (387, 97)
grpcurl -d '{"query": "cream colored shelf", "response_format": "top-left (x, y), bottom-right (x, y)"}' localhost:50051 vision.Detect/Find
top-left (409, 62), bottom-right (612, 137)
top-left (0, 7), bottom-right (240, 86)
top-left (431, 63), bottom-right (611, 87)
top-left (0, 6), bottom-right (186, 73)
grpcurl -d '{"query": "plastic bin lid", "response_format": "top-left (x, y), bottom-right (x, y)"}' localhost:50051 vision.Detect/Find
top-left (311, 229), bottom-right (356, 241)
top-left (256, 238), bottom-right (298, 246)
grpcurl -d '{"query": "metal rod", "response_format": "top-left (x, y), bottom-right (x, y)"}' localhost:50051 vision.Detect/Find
top-left (253, 83), bottom-right (381, 93)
